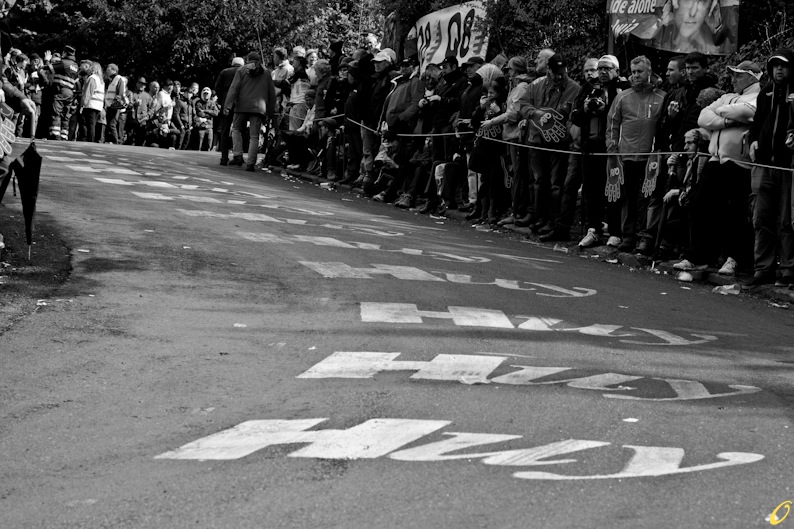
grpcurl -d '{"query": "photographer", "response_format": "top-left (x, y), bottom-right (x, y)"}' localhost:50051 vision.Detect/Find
top-left (571, 54), bottom-right (629, 248)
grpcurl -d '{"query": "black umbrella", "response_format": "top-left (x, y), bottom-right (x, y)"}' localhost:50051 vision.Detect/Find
top-left (0, 156), bottom-right (11, 204)
top-left (10, 141), bottom-right (42, 260)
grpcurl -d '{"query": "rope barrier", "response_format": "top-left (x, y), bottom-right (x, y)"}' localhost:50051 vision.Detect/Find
top-left (337, 116), bottom-right (794, 174)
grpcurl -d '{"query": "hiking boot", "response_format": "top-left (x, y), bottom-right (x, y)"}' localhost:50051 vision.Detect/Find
top-left (245, 164), bottom-right (256, 172)
top-left (537, 222), bottom-right (555, 235)
top-left (606, 236), bottom-right (622, 248)
top-left (394, 193), bottom-right (413, 209)
top-left (514, 215), bottom-right (537, 228)
top-left (219, 158), bottom-right (229, 166)
top-left (672, 259), bottom-right (707, 271)
top-left (229, 156), bottom-right (244, 166)
top-left (418, 200), bottom-right (438, 215)
top-left (717, 257), bottom-right (737, 276)
top-left (578, 228), bottom-right (601, 248)
top-left (742, 273), bottom-right (775, 289)
top-left (636, 238), bottom-right (652, 256)
top-left (618, 239), bottom-right (635, 252)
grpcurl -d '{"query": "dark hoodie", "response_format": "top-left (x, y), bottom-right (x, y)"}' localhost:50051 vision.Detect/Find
top-left (748, 48), bottom-right (794, 168)
top-left (655, 72), bottom-right (718, 152)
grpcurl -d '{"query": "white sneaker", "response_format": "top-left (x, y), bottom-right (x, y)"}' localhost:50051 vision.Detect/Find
top-left (606, 236), bottom-right (622, 248)
top-left (578, 228), bottom-right (601, 248)
top-left (718, 257), bottom-right (737, 276)
top-left (673, 259), bottom-right (707, 271)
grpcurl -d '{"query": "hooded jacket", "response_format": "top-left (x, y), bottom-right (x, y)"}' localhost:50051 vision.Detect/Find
top-left (383, 69), bottom-right (424, 134)
top-left (488, 73), bottom-right (530, 141)
top-left (748, 48), bottom-right (794, 168)
top-left (224, 61), bottom-right (278, 120)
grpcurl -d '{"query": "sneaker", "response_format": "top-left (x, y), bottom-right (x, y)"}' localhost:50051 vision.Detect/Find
top-left (774, 276), bottom-right (794, 288)
top-left (394, 193), bottom-right (413, 209)
top-left (372, 191), bottom-right (386, 202)
top-left (606, 236), bottom-right (622, 248)
top-left (514, 215), bottom-right (537, 228)
top-left (743, 274), bottom-right (775, 289)
top-left (578, 229), bottom-right (601, 248)
top-left (717, 257), bottom-right (737, 276)
top-left (497, 215), bottom-right (516, 226)
top-left (672, 259), bottom-right (707, 271)
top-left (287, 164), bottom-right (300, 170)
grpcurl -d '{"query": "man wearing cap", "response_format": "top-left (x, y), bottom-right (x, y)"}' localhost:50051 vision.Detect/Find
top-left (362, 49), bottom-right (396, 181)
top-left (126, 77), bottom-right (152, 145)
top-left (223, 51), bottom-right (278, 171)
top-left (419, 53), bottom-right (468, 213)
top-left (214, 57), bottom-right (244, 164)
top-left (673, 59), bottom-right (761, 275)
top-left (520, 53), bottom-right (581, 238)
top-left (569, 54), bottom-right (629, 247)
top-left (455, 56), bottom-right (486, 211)
top-left (745, 49), bottom-right (794, 288)
top-left (44, 44), bottom-right (79, 140)
top-left (638, 52), bottom-right (716, 255)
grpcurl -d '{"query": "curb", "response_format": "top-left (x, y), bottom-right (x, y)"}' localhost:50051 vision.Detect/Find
top-left (261, 164), bottom-right (794, 308)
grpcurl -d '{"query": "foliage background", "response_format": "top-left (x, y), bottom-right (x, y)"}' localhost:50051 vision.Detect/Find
top-left (2, 0), bottom-right (792, 86)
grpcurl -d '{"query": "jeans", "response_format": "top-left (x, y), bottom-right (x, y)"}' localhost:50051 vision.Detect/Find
top-left (530, 146), bottom-right (569, 223)
top-left (751, 166), bottom-right (794, 276)
top-left (231, 112), bottom-right (264, 166)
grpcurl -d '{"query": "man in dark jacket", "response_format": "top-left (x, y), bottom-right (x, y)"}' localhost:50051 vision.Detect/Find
top-left (223, 51), bottom-right (277, 171)
top-left (420, 54), bottom-right (467, 213)
top-left (745, 49), bottom-right (794, 287)
top-left (44, 45), bottom-right (78, 140)
top-left (362, 49), bottom-right (395, 178)
top-left (214, 56), bottom-right (243, 165)
top-left (456, 56), bottom-right (486, 211)
top-left (638, 51), bottom-right (716, 254)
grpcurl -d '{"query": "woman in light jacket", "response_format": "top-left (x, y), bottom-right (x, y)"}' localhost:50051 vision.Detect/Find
top-left (81, 62), bottom-right (105, 143)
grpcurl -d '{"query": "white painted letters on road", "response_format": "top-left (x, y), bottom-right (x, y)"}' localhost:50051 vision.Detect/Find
top-left (298, 352), bottom-right (762, 402)
top-left (156, 417), bottom-right (764, 480)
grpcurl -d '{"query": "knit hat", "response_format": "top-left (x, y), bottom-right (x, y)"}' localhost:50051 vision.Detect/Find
top-left (598, 54), bottom-right (620, 70)
top-left (231, 57), bottom-right (244, 66)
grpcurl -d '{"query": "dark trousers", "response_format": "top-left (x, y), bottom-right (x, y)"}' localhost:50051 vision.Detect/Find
top-left (530, 146), bottom-right (569, 222)
top-left (284, 132), bottom-right (310, 168)
top-left (751, 166), bottom-right (794, 276)
top-left (581, 152), bottom-right (620, 235)
top-left (218, 113), bottom-right (233, 162)
top-left (556, 152), bottom-right (581, 230)
top-left (345, 127), bottom-right (363, 179)
top-left (617, 160), bottom-right (647, 242)
top-left (82, 108), bottom-right (100, 143)
top-left (106, 107), bottom-right (123, 144)
top-left (639, 168), bottom-right (670, 244)
top-left (510, 145), bottom-right (532, 218)
top-left (686, 160), bottom-right (753, 267)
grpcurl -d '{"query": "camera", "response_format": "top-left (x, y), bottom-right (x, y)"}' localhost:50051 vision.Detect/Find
top-left (584, 86), bottom-right (606, 112)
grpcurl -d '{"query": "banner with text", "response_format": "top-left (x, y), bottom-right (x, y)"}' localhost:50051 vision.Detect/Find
top-left (608, 0), bottom-right (739, 56)
top-left (410, 1), bottom-right (488, 72)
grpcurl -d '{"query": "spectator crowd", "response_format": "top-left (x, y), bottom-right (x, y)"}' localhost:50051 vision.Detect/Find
top-left (3, 40), bottom-right (794, 290)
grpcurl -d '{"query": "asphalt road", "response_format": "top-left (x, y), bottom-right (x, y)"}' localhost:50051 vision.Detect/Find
top-left (1, 141), bottom-right (793, 529)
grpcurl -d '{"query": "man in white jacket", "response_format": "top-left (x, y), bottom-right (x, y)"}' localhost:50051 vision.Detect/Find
top-left (673, 60), bottom-right (761, 275)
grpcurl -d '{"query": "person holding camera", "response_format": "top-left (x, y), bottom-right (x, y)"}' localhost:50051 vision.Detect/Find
top-left (571, 54), bottom-right (629, 248)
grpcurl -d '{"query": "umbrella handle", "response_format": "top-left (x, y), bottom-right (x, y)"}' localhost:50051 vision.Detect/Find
top-left (29, 109), bottom-right (37, 144)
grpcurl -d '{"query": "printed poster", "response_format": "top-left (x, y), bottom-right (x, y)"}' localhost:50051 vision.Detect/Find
top-left (608, 0), bottom-right (739, 56)
top-left (409, 1), bottom-right (488, 72)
